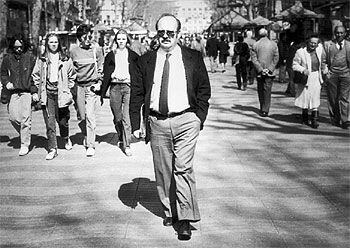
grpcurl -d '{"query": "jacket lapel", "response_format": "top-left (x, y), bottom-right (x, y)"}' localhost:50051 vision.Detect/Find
top-left (181, 47), bottom-right (193, 88)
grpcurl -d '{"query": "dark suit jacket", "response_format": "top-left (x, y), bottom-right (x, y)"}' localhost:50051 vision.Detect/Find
top-left (130, 46), bottom-right (211, 143)
top-left (101, 48), bottom-right (139, 98)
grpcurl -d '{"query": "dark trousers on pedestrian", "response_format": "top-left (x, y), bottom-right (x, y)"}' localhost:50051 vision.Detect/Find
top-left (43, 92), bottom-right (70, 150)
top-left (247, 61), bottom-right (255, 84)
top-left (110, 83), bottom-right (131, 149)
top-left (257, 76), bottom-right (273, 113)
top-left (326, 72), bottom-right (350, 125)
top-left (235, 62), bottom-right (247, 89)
top-left (149, 112), bottom-right (201, 222)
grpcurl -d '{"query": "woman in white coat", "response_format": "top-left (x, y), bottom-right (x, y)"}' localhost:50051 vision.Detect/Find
top-left (292, 34), bottom-right (325, 129)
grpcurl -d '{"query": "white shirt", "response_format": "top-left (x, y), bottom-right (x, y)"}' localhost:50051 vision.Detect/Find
top-left (336, 40), bottom-right (344, 50)
top-left (112, 48), bottom-right (130, 82)
top-left (150, 45), bottom-right (190, 113)
top-left (49, 53), bottom-right (59, 82)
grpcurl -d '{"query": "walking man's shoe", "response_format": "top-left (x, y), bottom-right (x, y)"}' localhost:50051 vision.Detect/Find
top-left (177, 220), bottom-right (191, 240)
top-left (18, 146), bottom-right (29, 156)
top-left (45, 149), bottom-right (58, 160)
top-left (163, 217), bottom-right (173, 227)
top-left (65, 138), bottom-right (73, 150)
top-left (86, 147), bottom-right (95, 157)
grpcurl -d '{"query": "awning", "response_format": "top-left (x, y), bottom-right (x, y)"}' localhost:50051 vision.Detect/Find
top-left (249, 16), bottom-right (273, 26)
top-left (209, 10), bottom-right (249, 31)
top-left (275, 1), bottom-right (324, 20)
top-left (126, 22), bottom-right (148, 35)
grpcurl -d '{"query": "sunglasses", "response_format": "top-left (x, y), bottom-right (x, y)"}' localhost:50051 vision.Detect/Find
top-left (81, 34), bottom-right (93, 40)
top-left (157, 30), bottom-right (177, 38)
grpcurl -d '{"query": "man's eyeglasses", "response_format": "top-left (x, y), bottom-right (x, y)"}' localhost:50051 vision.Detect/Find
top-left (157, 30), bottom-right (177, 38)
top-left (81, 34), bottom-right (93, 40)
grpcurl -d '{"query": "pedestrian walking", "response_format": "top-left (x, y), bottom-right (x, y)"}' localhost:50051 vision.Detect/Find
top-left (251, 28), bottom-right (279, 117)
top-left (100, 29), bottom-right (139, 156)
top-left (0, 36), bottom-right (37, 156)
top-left (292, 33), bottom-right (325, 129)
top-left (129, 13), bottom-right (211, 241)
top-left (69, 24), bottom-right (104, 157)
top-left (323, 25), bottom-right (350, 129)
top-left (244, 30), bottom-right (256, 85)
top-left (218, 34), bottom-right (230, 72)
top-left (31, 33), bottom-right (76, 160)
top-left (233, 34), bottom-right (250, 90)
top-left (206, 32), bottom-right (219, 73)
top-left (191, 34), bottom-right (206, 57)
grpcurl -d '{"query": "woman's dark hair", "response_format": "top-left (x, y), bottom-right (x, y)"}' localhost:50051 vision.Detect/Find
top-left (76, 24), bottom-right (92, 40)
top-left (8, 34), bottom-right (29, 52)
top-left (155, 13), bottom-right (181, 32)
top-left (306, 32), bottom-right (319, 41)
top-left (113, 29), bottom-right (131, 48)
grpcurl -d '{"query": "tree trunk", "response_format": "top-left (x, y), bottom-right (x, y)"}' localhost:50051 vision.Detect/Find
top-left (0, 0), bottom-right (8, 66)
top-left (59, 0), bottom-right (70, 30)
top-left (31, 0), bottom-right (42, 47)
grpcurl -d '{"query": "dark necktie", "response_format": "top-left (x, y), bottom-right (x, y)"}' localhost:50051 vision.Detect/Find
top-left (159, 53), bottom-right (171, 114)
top-left (339, 42), bottom-right (342, 50)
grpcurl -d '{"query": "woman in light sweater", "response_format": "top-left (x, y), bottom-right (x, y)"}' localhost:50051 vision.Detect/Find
top-left (32, 33), bottom-right (76, 160)
top-left (101, 29), bottom-right (139, 156)
top-left (292, 33), bottom-right (325, 129)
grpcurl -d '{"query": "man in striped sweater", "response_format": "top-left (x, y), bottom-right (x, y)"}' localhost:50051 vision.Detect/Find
top-left (69, 24), bottom-right (104, 157)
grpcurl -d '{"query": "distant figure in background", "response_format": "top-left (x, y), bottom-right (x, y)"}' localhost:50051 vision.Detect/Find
top-left (32, 33), bottom-right (76, 160)
top-left (233, 34), bottom-right (250, 91)
top-left (244, 30), bottom-right (256, 85)
top-left (183, 36), bottom-right (192, 48)
top-left (129, 34), bottom-right (147, 56)
top-left (251, 28), bottom-right (279, 117)
top-left (277, 32), bottom-right (289, 84)
top-left (217, 34), bottom-right (230, 72)
top-left (0, 36), bottom-right (37, 156)
top-left (206, 32), bottom-right (219, 73)
top-left (323, 25), bottom-right (350, 129)
top-left (191, 34), bottom-right (206, 56)
top-left (293, 33), bottom-right (325, 129)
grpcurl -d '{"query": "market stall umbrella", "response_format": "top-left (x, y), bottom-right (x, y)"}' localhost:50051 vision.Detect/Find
top-left (275, 1), bottom-right (324, 20)
top-left (127, 22), bottom-right (147, 35)
top-left (250, 16), bottom-right (273, 26)
top-left (209, 10), bottom-right (250, 31)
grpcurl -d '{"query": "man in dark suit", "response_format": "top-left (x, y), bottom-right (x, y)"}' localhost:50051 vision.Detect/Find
top-left (129, 13), bottom-right (211, 240)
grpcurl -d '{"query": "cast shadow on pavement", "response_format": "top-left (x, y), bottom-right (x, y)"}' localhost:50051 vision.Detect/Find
top-left (0, 134), bottom-right (46, 150)
top-left (118, 177), bottom-right (165, 219)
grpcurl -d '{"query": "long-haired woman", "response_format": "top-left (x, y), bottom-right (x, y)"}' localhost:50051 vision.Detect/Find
top-left (101, 29), bottom-right (139, 156)
top-left (32, 33), bottom-right (76, 160)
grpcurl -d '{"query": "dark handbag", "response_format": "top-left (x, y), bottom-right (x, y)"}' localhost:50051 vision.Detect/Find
top-left (1, 87), bottom-right (12, 104)
top-left (294, 71), bottom-right (308, 85)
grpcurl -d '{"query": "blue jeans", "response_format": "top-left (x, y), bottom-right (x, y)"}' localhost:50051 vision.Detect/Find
top-left (43, 93), bottom-right (70, 150)
top-left (76, 85), bottom-right (99, 148)
top-left (109, 83), bottom-right (131, 148)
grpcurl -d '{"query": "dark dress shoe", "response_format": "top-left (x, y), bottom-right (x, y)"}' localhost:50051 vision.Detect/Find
top-left (177, 220), bottom-right (191, 240)
top-left (163, 217), bottom-right (173, 226)
top-left (341, 122), bottom-right (350, 130)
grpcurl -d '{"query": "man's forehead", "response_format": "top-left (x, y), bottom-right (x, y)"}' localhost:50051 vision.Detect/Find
top-left (158, 16), bottom-right (178, 30)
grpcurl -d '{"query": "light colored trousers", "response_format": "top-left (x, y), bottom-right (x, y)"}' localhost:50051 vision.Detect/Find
top-left (8, 92), bottom-right (32, 148)
top-left (149, 112), bottom-right (201, 222)
top-left (76, 85), bottom-right (99, 148)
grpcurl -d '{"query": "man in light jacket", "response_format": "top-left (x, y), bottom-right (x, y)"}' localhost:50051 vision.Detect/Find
top-left (251, 28), bottom-right (279, 117)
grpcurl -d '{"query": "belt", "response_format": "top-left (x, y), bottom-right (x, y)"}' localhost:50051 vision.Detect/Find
top-left (149, 108), bottom-right (193, 119)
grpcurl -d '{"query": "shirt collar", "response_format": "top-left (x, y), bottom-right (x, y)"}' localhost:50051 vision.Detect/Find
top-left (157, 44), bottom-right (181, 57)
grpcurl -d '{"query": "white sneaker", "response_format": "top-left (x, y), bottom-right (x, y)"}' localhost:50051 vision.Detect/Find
top-left (86, 147), bottom-right (95, 157)
top-left (19, 146), bottom-right (29, 156)
top-left (124, 147), bottom-right (132, 157)
top-left (83, 136), bottom-right (87, 147)
top-left (45, 149), bottom-right (58, 160)
top-left (65, 138), bottom-right (73, 150)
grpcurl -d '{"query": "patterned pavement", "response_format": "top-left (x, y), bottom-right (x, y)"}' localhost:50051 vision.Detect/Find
top-left (0, 59), bottom-right (349, 247)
